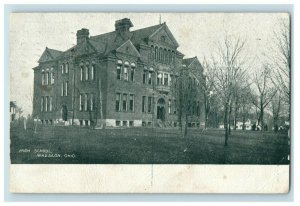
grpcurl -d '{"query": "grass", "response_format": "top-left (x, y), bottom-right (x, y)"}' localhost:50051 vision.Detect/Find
top-left (10, 124), bottom-right (290, 164)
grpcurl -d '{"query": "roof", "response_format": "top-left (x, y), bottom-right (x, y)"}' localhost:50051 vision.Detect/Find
top-left (183, 57), bottom-right (197, 67)
top-left (37, 22), bottom-right (178, 62)
top-left (10, 101), bottom-right (17, 108)
top-left (47, 48), bottom-right (63, 59)
top-left (38, 47), bottom-right (63, 63)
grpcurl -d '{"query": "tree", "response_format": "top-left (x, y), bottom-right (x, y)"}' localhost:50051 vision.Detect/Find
top-left (201, 57), bottom-right (217, 128)
top-left (173, 65), bottom-right (202, 137)
top-left (271, 89), bottom-right (281, 132)
top-left (251, 66), bottom-right (276, 131)
top-left (271, 17), bottom-right (291, 105)
top-left (212, 34), bottom-right (247, 146)
top-left (238, 85), bottom-right (253, 130)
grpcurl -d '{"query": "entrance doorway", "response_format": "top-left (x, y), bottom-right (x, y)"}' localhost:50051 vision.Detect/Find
top-left (157, 98), bottom-right (166, 121)
top-left (62, 105), bottom-right (68, 121)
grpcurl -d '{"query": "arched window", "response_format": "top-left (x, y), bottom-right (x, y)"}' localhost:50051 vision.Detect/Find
top-left (163, 48), bottom-right (167, 63)
top-left (167, 49), bottom-right (171, 63)
top-left (130, 63), bottom-right (136, 81)
top-left (65, 62), bottom-right (69, 74)
top-left (41, 97), bottom-right (44, 112)
top-left (91, 65), bottom-right (94, 80)
top-left (172, 51), bottom-right (175, 63)
top-left (85, 65), bottom-right (89, 80)
top-left (80, 66), bottom-right (84, 81)
top-left (155, 47), bottom-right (158, 60)
top-left (150, 45), bottom-right (154, 60)
top-left (159, 48), bottom-right (163, 61)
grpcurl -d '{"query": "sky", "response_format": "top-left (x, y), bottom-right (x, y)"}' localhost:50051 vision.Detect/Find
top-left (9, 12), bottom-right (288, 115)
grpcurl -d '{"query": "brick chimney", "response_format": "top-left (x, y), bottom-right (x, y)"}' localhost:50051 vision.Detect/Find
top-left (76, 28), bottom-right (89, 45)
top-left (115, 18), bottom-right (133, 32)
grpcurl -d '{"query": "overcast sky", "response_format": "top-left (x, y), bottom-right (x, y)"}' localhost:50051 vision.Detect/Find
top-left (10, 12), bottom-right (288, 115)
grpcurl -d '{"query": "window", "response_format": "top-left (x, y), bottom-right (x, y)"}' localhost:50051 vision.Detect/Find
top-left (123, 67), bottom-right (128, 81)
top-left (157, 72), bottom-right (163, 85)
top-left (42, 73), bottom-right (45, 85)
top-left (90, 94), bottom-right (94, 111)
top-left (197, 101), bottom-right (200, 116)
top-left (168, 99), bottom-right (171, 114)
top-left (41, 97), bottom-right (44, 112)
top-left (122, 94), bottom-right (127, 111)
top-left (142, 96), bottom-right (146, 113)
top-left (80, 66), bottom-right (84, 81)
top-left (116, 93), bottom-right (121, 111)
top-left (65, 81), bottom-right (68, 96)
top-left (164, 73), bottom-right (169, 86)
top-left (148, 72), bottom-right (152, 85)
top-left (143, 70), bottom-right (147, 84)
top-left (85, 66), bottom-right (89, 80)
top-left (45, 96), bottom-right (48, 112)
top-left (61, 64), bottom-right (64, 74)
top-left (150, 46), bottom-right (154, 60)
top-left (116, 66), bottom-right (121, 80)
top-left (49, 97), bottom-right (52, 112)
top-left (130, 68), bottom-right (134, 81)
top-left (84, 94), bottom-right (88, 111)
top-left (61, 83), bottom-right (64, 96)
top-left (130, 63), bottom-right (135, 82)
top-left (174, 100), bottom-right (177, 114)
top-left (79, 94), bottom-right (83, 111)
top-left (45, 72), bottom-right (49, 85)
top-left (50, 72), bottom-right (54, 84)
top-left (91, 65), bottom-right (94, 80)
top-left (155, 47), bottom-right (158, 60)
top-left (65, 63), bottom-right (69, 74)
top-left (148, 97), bottom-right (152, 113)
top-left (116, 120), bottom-right (121, 126)
top-left (129, 94), bottom-right (134, 112)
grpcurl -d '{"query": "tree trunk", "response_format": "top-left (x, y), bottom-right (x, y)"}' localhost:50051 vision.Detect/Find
top-left (184, 114), bottom-right (188, 137)
top-left (224, 104), bottom-right (229, 146)
top-left (95, 79), bottom-right (104, 129)
top-left (242, 114), bottom-right (246, 131)
top-left (228, 103), bottom-right (232, 135)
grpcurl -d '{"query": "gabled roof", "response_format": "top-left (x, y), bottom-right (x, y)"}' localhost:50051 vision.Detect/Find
top-left (37, 22), bottom-right (180, 62)
top-left (130, 24), bottom-right (163, 45)
top-left (38, 47), bottom-right (63, 63)
top-left (183, 57), bottom-right (197, 68)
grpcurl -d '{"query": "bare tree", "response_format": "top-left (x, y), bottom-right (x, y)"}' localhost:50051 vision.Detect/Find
top-left (271, 17), bottom-right (291, 105)
top-left (271, 89), bottom-right (281, 132)
top-left (251, 66), bottom-right (276, 131)
top-left (173, 66), bottom-right (202, 137)
top-left (201, 57), bottom-right (217, 128)
top-left (212, 34), bottom-right (247, 146)
top-left (239, 84), bottom-right (253, 130)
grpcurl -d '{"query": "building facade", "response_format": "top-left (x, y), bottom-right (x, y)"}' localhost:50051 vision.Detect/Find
top-left (32, 18), bottom-right (205, 127)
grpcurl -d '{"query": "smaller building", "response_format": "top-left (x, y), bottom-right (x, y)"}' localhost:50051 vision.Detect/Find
top-left (235, 119), bottom-right (252, 130)
top-left (10, 101), bottom-right (17, 122)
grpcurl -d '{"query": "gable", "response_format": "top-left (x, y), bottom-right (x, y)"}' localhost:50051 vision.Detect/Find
top-left (75, 41), bottom-right (97, 56)
top-left (190, 58), bottom-right (203, 71)
top-left (116, 40), bottom-right (141, 57)
top-left (148, 24), bottom-right (179, 48)
top-left (38, 48), bottom-right (63, 63)
top-left (38, 49), bottom-right (54, 63)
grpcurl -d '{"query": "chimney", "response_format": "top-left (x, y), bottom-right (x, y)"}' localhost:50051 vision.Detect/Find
top-left (76, 28), bottom-right (89, 45)
top-left (115, 18), bottom-right (133, 32)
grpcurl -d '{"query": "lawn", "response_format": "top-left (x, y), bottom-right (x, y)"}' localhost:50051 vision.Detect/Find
top-left (10, 125), bottom-right (290, 164)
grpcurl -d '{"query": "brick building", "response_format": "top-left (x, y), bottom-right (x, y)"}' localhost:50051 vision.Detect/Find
top-left (32, 18), bottom-right (205, 127)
